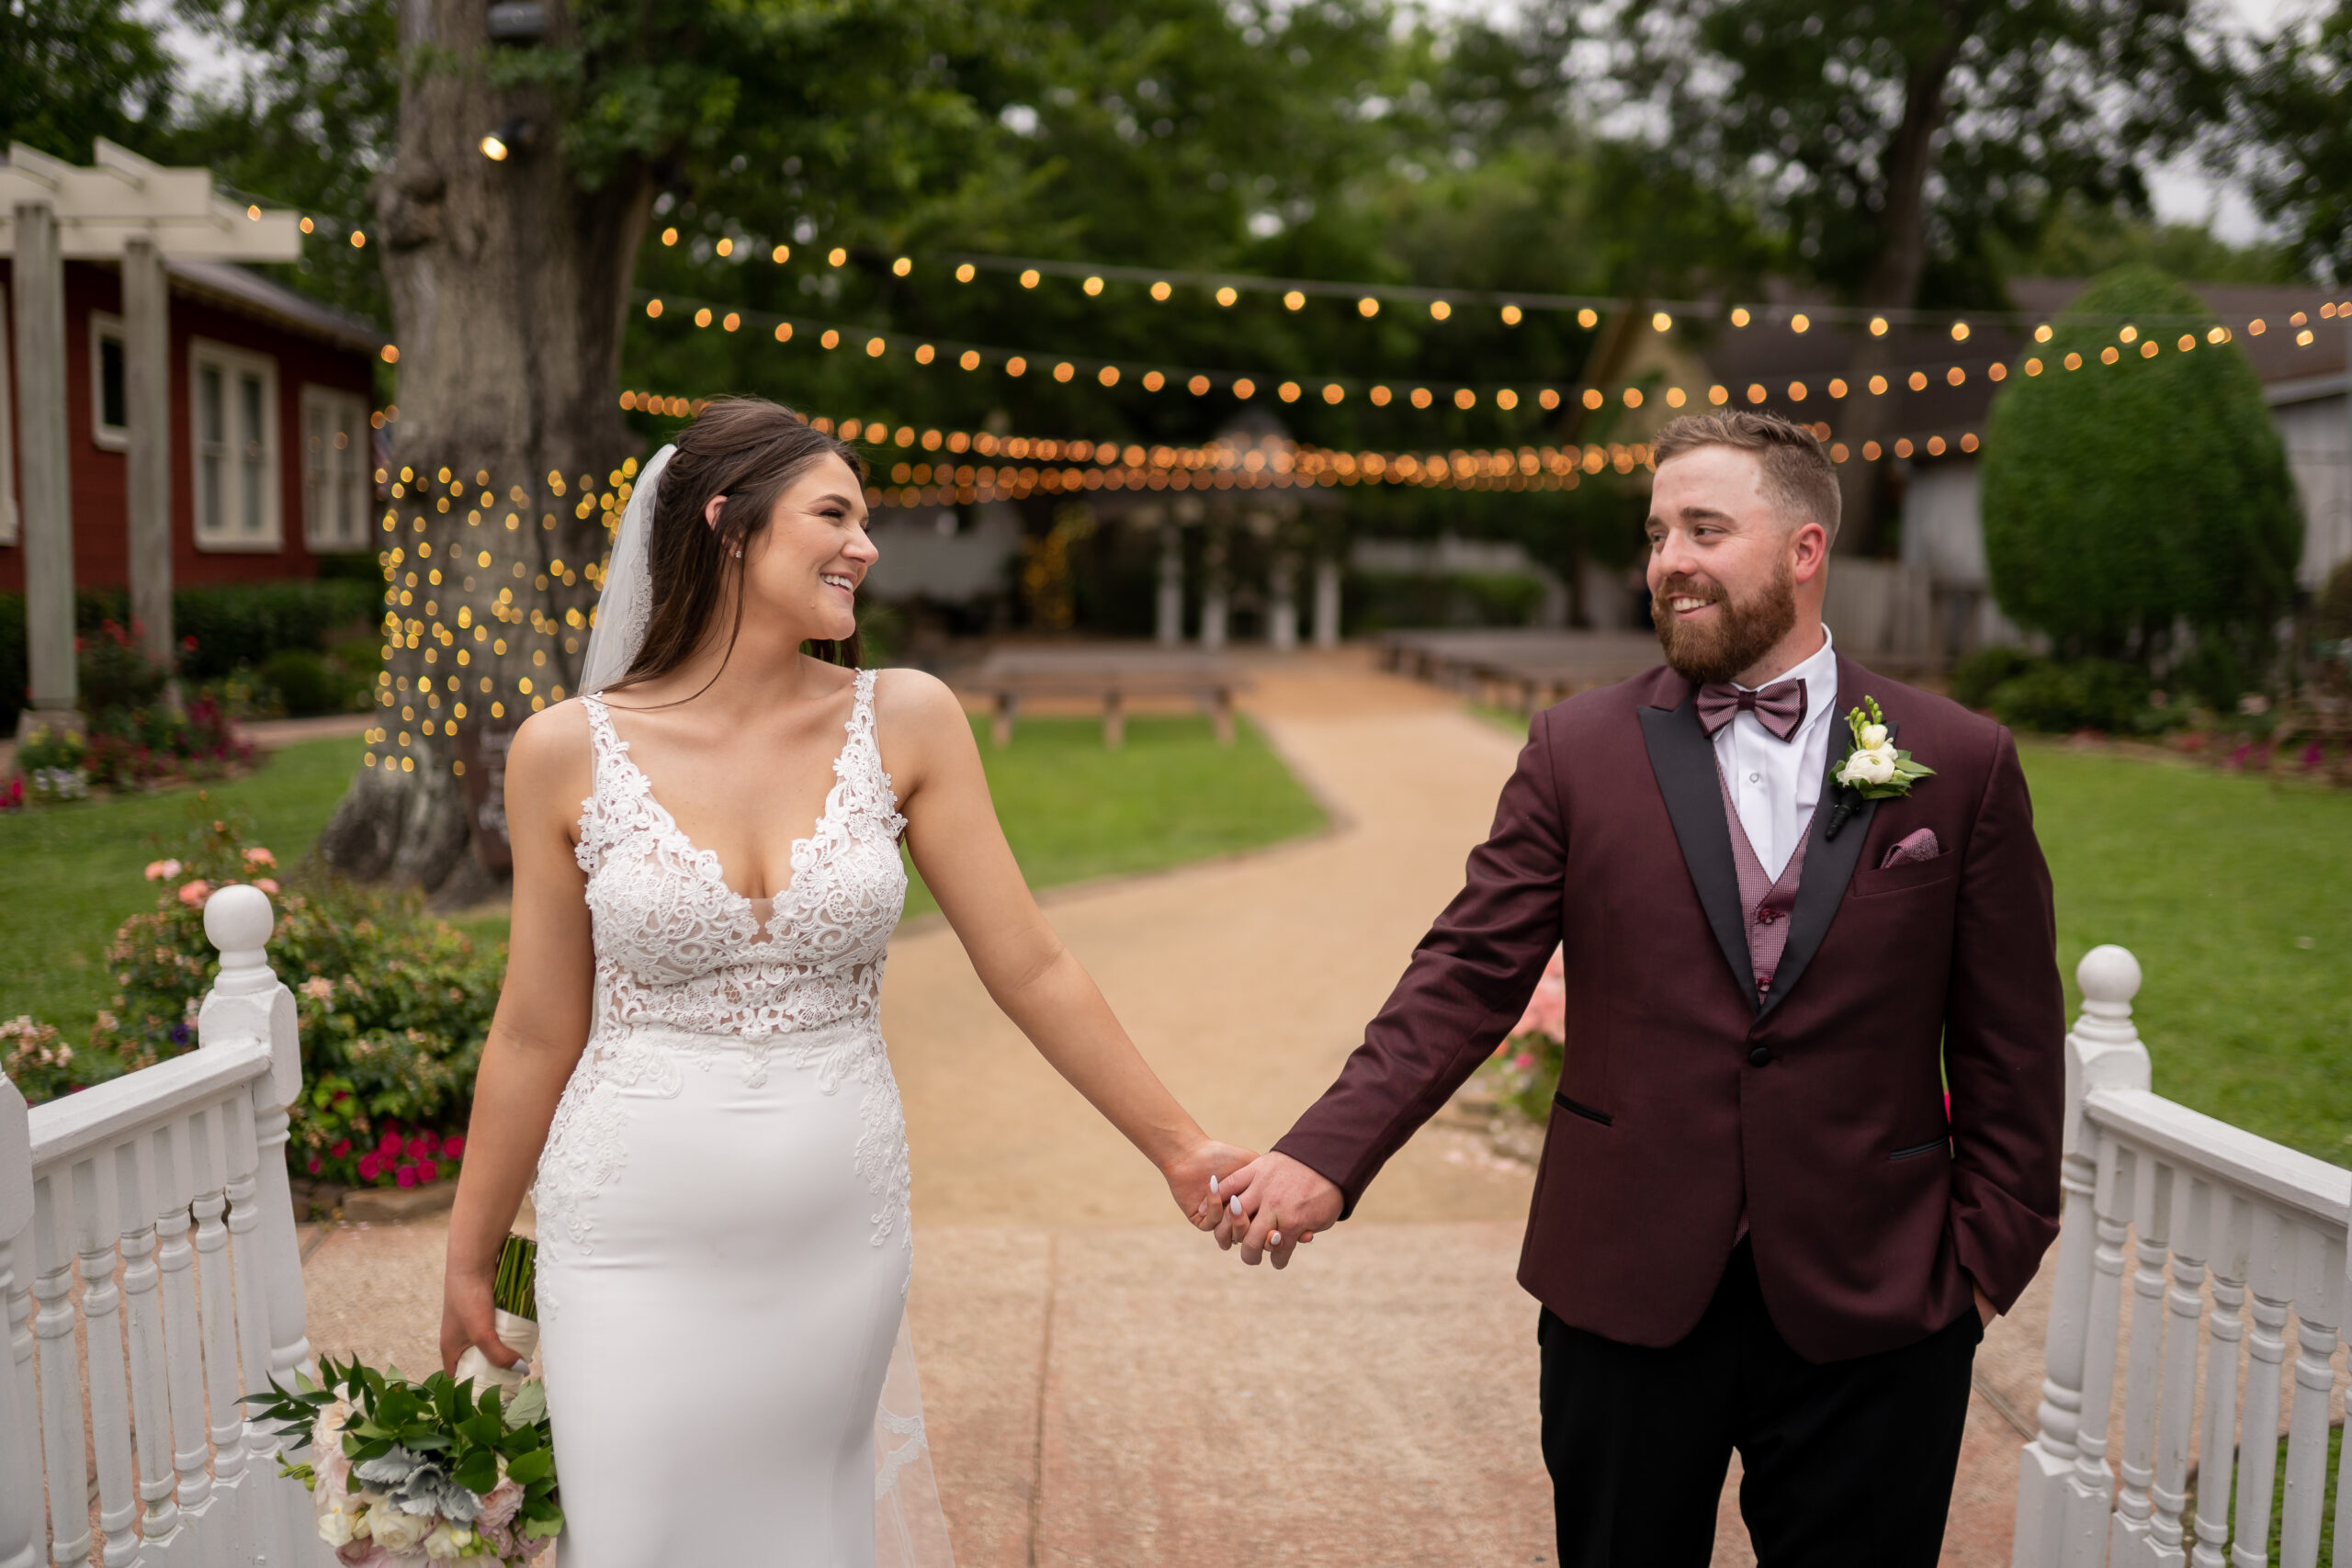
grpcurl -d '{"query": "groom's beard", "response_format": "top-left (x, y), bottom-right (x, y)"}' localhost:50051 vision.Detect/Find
top-left (1652, 561), bottom-right (1798, 685)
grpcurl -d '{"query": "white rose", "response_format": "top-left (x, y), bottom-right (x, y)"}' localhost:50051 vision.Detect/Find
top-left (424, 1521), bottom-right (474, 1561)
top-left (370, 1507), bottom-right (435, 1552)
top-left (318, 1500), bottom-right (359, 1548)
top-left (1848, 745), bottom-right (1898, 785)
top-left (1859, 723), bottom-right (1889, 750)
top-left (350, 1492), bottom-right (388, 1537)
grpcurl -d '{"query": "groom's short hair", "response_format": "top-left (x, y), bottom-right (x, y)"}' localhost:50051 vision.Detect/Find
top-left (1652, 412), bottom-right (1841, 546)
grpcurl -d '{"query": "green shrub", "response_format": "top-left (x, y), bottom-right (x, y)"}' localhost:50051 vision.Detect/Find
top-left (170, 581), bottom-right (382, 679)
top-left (1988, 659), bottom-right (2157, 734)
top-left (1951, 645), bottom-right (2042, 710)
top-left (1980, 265), bottom-right (2301, 705)
top-left (260, 649), bottom-right (358, 716)
top-left (1346, 570), bottom-right (1549, 632)
top-left (17, 810), bottom-right (500, 1189)
top-left (77, 619), bottom-right (172, 713)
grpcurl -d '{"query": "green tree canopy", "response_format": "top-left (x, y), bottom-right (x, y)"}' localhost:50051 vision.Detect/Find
top-left (1980, 265), bottom-right (2301, 695)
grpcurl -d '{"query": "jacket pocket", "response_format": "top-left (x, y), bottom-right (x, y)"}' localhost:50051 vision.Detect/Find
top-left (1850, 852), bottom-right (1960, 899)
top-left (1553, 1090), bottom-right (1613, 1127)
top-left (1887, 1137), bottom-right (1950, 1161)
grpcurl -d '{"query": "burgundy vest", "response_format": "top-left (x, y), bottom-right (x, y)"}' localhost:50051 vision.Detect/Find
top-left (1714, 761), bottom-right (1813, 998)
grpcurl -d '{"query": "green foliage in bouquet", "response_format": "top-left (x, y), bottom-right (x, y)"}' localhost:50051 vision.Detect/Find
top-left (245, 1358), bottom-right (563, 1562)
top-left (68, 807), bottom-right (500, 1185)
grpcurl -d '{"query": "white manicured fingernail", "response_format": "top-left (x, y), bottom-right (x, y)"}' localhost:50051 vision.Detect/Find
top-left (1209, 1173), bottom-right (1220, 1197)
top-left (1228, 1195), bottom-right (1243, 1214)
top-left (1269, 1232), bottom-right (1282, 1247)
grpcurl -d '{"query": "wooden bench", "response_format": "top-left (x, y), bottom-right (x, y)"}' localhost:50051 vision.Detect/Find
top-left (959, 649), bottom-right (1251, 749)
top-left (1378, 629), bottom-right (1664, 713)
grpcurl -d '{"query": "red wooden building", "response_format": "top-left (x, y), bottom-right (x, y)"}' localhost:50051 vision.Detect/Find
top-left (0, 254), bottom-right (383, 594)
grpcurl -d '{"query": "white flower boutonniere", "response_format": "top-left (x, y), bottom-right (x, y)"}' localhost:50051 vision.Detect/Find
top-left (1825, 696), bottom-right (1932, 840)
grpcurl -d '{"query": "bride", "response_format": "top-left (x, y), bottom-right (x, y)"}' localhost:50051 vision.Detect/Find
top-left (439, 397), bottom-right (1250, 1566)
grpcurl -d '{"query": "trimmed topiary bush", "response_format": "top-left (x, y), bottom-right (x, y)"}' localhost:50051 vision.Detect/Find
top-left (1981, 265), bottom-right (2301, 705)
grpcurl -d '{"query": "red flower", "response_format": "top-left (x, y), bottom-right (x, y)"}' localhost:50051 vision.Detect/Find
top-left (442, 1134), bottom-right (465, 1161)
top-left (330, 1139), bottom-right (352, 1158)
top-left (307, 1156), bottom-right (322, 1175)
top-left (357, 1153), bottom-right (381, 1182)
top-left (379, 1129), bottom-right (402, 1155)
top-left (395, 1164), bottom-right (418, 1189)
top-left (416, 1159), bottom-right (439, 1184)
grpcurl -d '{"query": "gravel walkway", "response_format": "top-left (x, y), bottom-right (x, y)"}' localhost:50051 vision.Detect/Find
top-left (297, 648), bottom-right (2053, 1566)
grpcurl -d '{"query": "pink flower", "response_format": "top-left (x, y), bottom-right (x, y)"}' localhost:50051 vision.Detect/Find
top-left (478, 1477), bottom-right (524, 1532)
top-left (301, 977), bottom-right (335, 1002)
top-left (1512, 1054), bottom-right (1534, 1072)
top-left (144, 859), bottom-right (182, 881)
top-left (413, 1130), bottom-right (440, 1156)
top-left (441, 1135), bottom-right (465, 1161)
top-left (254, 878), bottom-right (280, 895)
top-left (395, 1165), bottom-right (417, 1188)
top-left (1510, 945), bottom-right (1568, 1045)
top-left (379, 1130), bottom-right (402, 1155)
top-left (335, 1541), bottom-right (390, 1567)
top-left (308, 1156), bottom-right (322, 1175)
top-left (176, 881), bottom-right (210, 908)
top-left (356, 1154), bottom-right (381, 1182)
top-left (415, 1158), bottom-right (439, 1184)
top-left (243, 847), bottom-right (277, 867)
top-left (331, 1138), bottom-right (352, 1158)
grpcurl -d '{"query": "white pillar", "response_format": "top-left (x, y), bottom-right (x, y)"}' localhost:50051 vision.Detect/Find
top-left (1198, 525), bottom-right (1228, 650)
top-left (1155, 518), bottom-right (1183, 648)
top-left (1267, 555), bottom-right (1298, 651)
top-left (122, 237), bottom-right (174, 676)
top-left (12, 202), bottom-right (76, 735)
top-left (1312, 556), bottom-right (1341, 649)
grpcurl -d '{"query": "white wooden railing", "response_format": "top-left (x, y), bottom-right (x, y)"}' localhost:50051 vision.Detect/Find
top-left (0, 884), bottom-right (325, 1567)
top-left (2016, 945), bottom-right (2352, 1568)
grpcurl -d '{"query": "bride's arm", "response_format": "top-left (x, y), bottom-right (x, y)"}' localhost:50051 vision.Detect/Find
top-left (879, 670), bottom-right (1245, 1228)
top-left (440, 702), bottom-right (597, 1373)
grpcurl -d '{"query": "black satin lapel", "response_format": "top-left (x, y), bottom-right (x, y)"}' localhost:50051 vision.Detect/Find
top-left (1637, 698), bottom-right (1757, 1010)
top-left (1758, 718), bottom-right (1892, 1021)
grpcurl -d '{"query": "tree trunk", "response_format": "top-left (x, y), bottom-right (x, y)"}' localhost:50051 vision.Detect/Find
top-left (1834, 23), bottom-right (1973, 556)
top-left (318, 0), bottom-right (653, 900)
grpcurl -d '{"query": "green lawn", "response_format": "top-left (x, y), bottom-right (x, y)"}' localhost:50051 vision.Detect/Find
top-left (0, 737), bottom-right (368, 1034)
top-left (900, 713), bottom-right (1326, 919)
top-left (1, 712), bottom-right (1326, 1035)
top-left (2023, 745), bottom-right (2352, 1165)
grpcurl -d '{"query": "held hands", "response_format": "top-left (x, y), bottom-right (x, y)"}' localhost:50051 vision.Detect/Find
top-left (1209, 1151), bottom-right (1343, 1269)
top-left (1163, 1138), bottom-right (1262, 1234)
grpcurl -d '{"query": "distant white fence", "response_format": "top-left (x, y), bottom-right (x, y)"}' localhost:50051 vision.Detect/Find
top-left (0, 884), bottom-right (325, 1567)
top-left (2015, 945), bottom-right (2352, 1568)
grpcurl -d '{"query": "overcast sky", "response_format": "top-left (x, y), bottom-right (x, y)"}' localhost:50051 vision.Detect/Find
top-left (158, 0), bottom-right (2295, 245)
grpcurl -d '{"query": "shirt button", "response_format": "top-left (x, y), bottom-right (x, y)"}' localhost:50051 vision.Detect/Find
top-left (1747, 772), bottom-right (1760, 784)
top-left (1747, 1046), bottom-right (1773, 1066)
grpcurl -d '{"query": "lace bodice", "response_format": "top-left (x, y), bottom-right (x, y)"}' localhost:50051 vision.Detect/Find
top-left (575, 670), bottom-right (909, 1050)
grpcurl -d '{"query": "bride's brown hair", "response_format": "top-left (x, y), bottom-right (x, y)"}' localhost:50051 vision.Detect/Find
top-left (609, 398), bottom-right (868, 694)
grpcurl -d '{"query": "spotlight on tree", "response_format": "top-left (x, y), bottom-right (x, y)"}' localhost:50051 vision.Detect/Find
top-left (479, 119), bottom-right (537, 162)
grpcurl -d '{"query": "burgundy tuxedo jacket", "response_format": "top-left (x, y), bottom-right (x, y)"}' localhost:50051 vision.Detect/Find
top-left (1273, 655), bottom-right (2064, 1362)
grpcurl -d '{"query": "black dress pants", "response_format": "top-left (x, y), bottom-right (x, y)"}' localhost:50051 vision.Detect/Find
top-left (1538, 1239), bottom-right (1980, 1568)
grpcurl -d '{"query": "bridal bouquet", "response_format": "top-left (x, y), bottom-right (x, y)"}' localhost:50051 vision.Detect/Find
top-left (247, 1239), bottom-right (560, 1564)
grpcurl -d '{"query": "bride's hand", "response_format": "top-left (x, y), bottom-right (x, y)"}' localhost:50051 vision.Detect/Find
top-left (440, 1262), bottom-right (525, 1378)
top-left (1161, 1138), bottom-right (1258, 1231)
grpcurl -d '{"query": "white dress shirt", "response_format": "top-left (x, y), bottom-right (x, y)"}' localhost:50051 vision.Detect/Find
top-left (1709, 626), bottom-right (1840, 882)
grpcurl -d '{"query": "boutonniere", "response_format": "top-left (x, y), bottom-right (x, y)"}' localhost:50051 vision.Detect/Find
top-left (1825, 697), bottom-right (1933, 840)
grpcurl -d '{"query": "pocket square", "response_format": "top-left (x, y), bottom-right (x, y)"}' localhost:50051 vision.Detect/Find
top-left (1880, 828), bottom-right (1941, 869)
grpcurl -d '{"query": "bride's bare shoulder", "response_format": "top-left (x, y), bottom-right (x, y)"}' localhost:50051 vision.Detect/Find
top-left (505, 697), bottom-right (597, 800)
top-left (869, 667), bottom-right (975, 764)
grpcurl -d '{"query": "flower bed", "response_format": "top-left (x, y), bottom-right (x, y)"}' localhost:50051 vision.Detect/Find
top-left (14, 812), bottom-right (499, 1191)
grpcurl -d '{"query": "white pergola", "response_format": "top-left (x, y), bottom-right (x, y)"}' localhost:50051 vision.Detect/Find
top-left (1, 139), bottom-right (303, 734)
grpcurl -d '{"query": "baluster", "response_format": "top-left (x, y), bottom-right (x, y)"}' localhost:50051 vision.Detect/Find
top-left (111, 1135), bottom-right (178, 1554)
top-left (198, 885), bottom-right (313, 1567)
top-left (69, 1156), bottom-right (137, 1567)
top-left (220, 1089), bottom-right (295, 1568)
top-left (2333, 1215), bottom-right (2351, 1568)
top-left (187, 1105), bottom-right (254, 1564)
top-left (2191, 1192), bottom-right (2253, 1568)
top-left (5, 1258), bottom-right (29, 1568)
top-left (0, 1075), bottom-right (40, 1568)
top-left (2232, 1209), bottom-right (2291, 1568)
top-left (2018, 944), bottom-right (2151, 1568)
top-left (2143, 1168), bottom-right (2211, 1568)
top-left (2113, 1147), bottom-right (2175, 1560)
top-left (31, 1167), bottom-right (90, 1568)
top-left (2061, 1133), bottom-right (2133, 1567)
top-left (2275, 1224), bottom-right (2343, 1568)
top-left (146, 1116), bottom-right (215, 1560)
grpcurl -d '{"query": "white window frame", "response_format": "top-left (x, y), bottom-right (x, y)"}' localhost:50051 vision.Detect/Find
top-left (89, 310), bottom-right (129, 451)
top-left (188, 337), bottom-right (282, 551)
top-left (300, 385), bottom-right (373, 552)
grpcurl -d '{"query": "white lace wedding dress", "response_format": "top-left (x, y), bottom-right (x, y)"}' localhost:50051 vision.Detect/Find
top-left (532, 670), bottom-right (954, 1566)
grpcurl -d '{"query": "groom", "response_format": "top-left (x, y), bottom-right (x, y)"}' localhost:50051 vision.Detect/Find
top-left (1216, 411), bottom-right (2063, 1565)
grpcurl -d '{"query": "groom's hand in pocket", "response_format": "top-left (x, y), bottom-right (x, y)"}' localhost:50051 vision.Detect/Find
top-left (1214, 1153), bottom-right (1342, 1269)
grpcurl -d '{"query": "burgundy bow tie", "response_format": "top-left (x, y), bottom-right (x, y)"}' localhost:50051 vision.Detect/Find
top-left (1696, 678), bottom-right (1808, 741)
